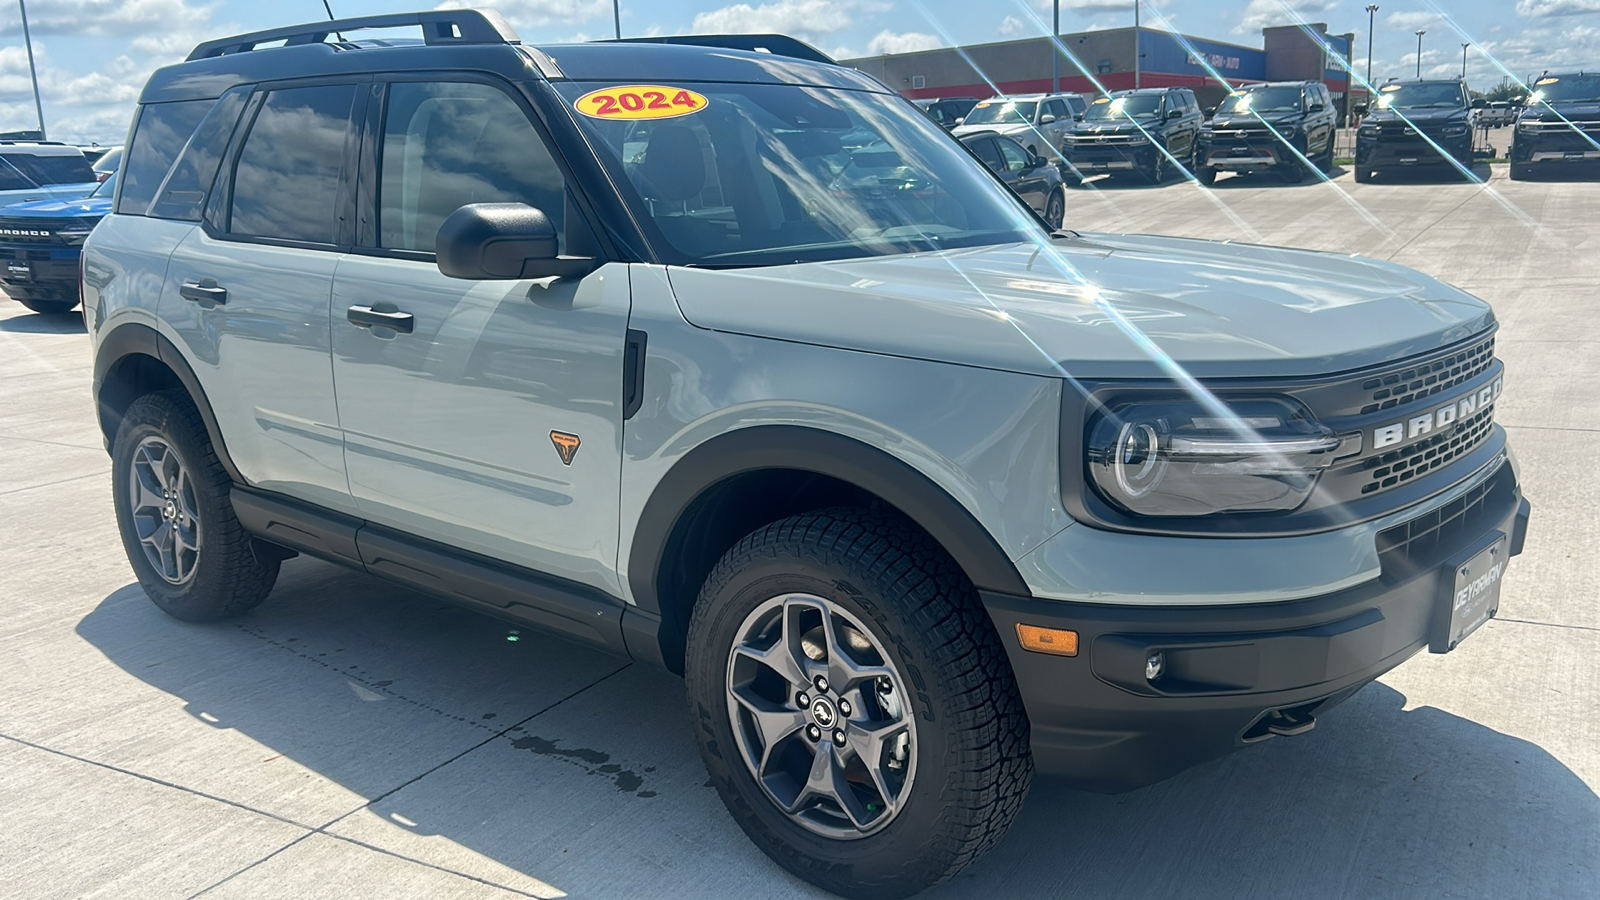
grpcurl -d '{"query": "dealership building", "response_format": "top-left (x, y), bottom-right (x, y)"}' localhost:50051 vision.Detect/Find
top-left (843, 23), bottom-right (1362, 119)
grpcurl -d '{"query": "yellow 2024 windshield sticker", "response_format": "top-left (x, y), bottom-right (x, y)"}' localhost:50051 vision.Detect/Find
top-left (574, 85), bottom-right (708, 120)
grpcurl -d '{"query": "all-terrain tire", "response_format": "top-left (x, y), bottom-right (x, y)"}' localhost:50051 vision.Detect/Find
top-left (111, 390), bottom-right (279, 621)
top-left (685, 509), bottom-right (1032, 899)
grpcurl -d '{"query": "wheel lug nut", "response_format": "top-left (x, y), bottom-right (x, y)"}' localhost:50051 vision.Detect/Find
top-left (832, 729), bottom-right (846, 747)
top-left (838, 699), bottom-right (851, 716)
top-left (796, 692), bottom-right (809, 707)
top-left (814, 675), bottom-right (829, 692)
top-left (806, 724), bottom-right (821, 742)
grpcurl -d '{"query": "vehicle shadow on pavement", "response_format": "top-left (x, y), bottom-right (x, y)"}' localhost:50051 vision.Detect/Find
top-left (1203, 167), bottom-right (1351, 189)
top-left (78, 559), bottom-right (1597, 899)
top-left (0, 311), bottom-right (85, 334)
top-left (1363, 163), bottom-right (1495, 185)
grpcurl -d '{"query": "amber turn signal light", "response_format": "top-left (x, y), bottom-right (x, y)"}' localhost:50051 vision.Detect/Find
top-left (1015, 623), bottom-right (1078, 657)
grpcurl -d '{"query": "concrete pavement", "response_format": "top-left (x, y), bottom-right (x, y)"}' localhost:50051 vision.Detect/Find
top-left (1, 164), bottom-right (1595, 898)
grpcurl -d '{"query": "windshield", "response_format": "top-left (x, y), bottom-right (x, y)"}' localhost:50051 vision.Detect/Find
top-left (962, 100), bottom-right (1038, 126)
top-left (1532, 74), bottom-right (1600, 104)
top-left (1085, 94), bottom-right (1162, 121)
top-left (1376, 82), bottom-right (1464, 109)
top-left (560, 82), bottom-right (1041, 267)
top-left (1220, 87), bottom-right (1301, 115)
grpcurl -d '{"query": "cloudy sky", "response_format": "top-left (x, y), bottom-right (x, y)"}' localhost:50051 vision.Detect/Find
top-left (2, 0), bottom-right (1594, 144)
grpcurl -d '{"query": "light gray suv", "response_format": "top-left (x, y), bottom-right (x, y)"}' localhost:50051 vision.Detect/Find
top-left (84, 11), bottom-right (1530, 900)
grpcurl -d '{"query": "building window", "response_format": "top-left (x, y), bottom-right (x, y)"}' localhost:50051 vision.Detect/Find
top-left (912, 75), bottom-right (926, 89)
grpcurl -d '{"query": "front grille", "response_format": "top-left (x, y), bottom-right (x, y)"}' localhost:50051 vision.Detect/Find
top-left (1359, 335), bottom-right (1495, 414)
top-left (1375, 463), bottom-right (1513, 577)
top-left (1360, 405), bottom-right (1496, 494)
top-left (0, 217), bottom-right (75, 245)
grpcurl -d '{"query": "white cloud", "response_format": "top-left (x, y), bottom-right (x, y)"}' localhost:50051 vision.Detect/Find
top-left (434, 0), bottom-right (610, 27)
top-left (1235, 0), bottom-right (1338, 34)
top-left (691, 0), bottom-right (856, 37)
top-left (865, 30), bottom-right (941, 55)
top-left (999, 15), bottom-right (1027, 37)
top-left (0, 0), bottom-right (217, 37)
top-left (1385, 11), bottom-right (1442, 31)
top-left (1514, 0), bottom-right (1600, 16)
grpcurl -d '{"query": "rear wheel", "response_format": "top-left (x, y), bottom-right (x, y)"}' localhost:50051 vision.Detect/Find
top-left (1044, 187), bottom-right (1065, 229)
top-left (15, 296), bottom-right (79, 315)
top-left (112, 391), bottom-right (279, 621)
top-left (686, 510), bottom-right (1032, 899)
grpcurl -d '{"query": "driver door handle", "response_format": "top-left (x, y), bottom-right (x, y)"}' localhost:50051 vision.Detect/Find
top-left (179, 280), bottom-right (227, 306)
top-left (347, 305), bottom-right (415, 334)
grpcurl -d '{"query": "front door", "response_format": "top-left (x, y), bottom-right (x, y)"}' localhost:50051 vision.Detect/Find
top-left (996, 138), bottom-right (1050, 210)
top-left (330, 79), bottom-right (630, 595)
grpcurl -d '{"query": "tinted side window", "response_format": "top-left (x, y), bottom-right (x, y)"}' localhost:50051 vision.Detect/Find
top-left (0, 157), bottom-right (34, 190)
top-left (1045, 100), bottom-right (1068, 119)
top-left (120, 99), bottom-right (213, 216)
top-left (229, 84), bottom-right (357, 245)
top-left (379, 81), bottom-right (566, 254)
top-left (969, 137), bottom-right (1002, 172)
top-left (997, 139), bottom-right (1031, 172)
top-left (3, 152), bottom-right (93, 186)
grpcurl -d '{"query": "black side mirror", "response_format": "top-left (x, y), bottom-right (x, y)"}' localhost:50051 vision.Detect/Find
top-left (436, 203), bottom-right (597, 280)
top-left (1166, 108), bottom-right (1182, 119)
top-left (1471, 98), bottom-right (1488, 109)
top-left (1030, 154), bottom-right (1049, 169)
top-left (1204, 106), bottom-right (1217, 117)
top-left (1073, 113), bottom-right (1084, 121)
top-left (1308, 103), bottom-right (1325, 112)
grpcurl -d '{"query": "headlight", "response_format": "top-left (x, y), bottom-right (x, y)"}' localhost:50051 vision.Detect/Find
top-left (1358, 124), bottom-right (1379, 138)
top-left (1086, 397), bottom-right (1340, 517)
top-left (1276, 124), bottom-right (1299, 138)
top-left (1442, 124), bottom-right (1469, 137)
top-left (56, 224), bottom-right (99, 245)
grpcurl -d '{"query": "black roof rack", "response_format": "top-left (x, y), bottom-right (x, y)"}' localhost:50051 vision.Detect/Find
top-left (601, 34), bottom-right (835, 66)
top-left (187, 9), bottom-right (519, 61)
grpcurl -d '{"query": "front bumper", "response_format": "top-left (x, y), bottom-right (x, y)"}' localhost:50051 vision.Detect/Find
top-left (1197, 135), bottom-right (1303, 170)
top-left (1357, 133), bottom-right (1473, 170)
top-left (983, 458), bottom-right (1528, 792)
top-left (1063, 141), bottom-right (1155, 173)
top-left (0, 246), bottom-right (82, 300)
top-left (1511, 126), bottom-right (1600, 164)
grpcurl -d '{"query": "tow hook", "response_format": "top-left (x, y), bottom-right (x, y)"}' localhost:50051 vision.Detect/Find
top-left (1242, 702), bottom-right (1320, 742)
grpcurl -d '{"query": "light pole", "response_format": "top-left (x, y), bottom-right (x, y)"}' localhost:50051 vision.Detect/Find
top-left (17, 0), bottom-right (45, 140)
top-left (1415, 30), bottom-right (1425, 79)
top-left (1365, 5), bottom-right (1378, 88)
top-left (1052, 1), bottom-right (1059, 94)
top-left (1460, 42), bottom-right (1470, 79)
top-left (612, 0), bottom-right (621, 40)
top-left (1133, 1), bottom-right (1140, 90)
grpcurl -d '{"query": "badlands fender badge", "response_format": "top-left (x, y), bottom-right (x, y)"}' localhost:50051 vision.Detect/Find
top-left (550, 431), bottom-right (581, 466)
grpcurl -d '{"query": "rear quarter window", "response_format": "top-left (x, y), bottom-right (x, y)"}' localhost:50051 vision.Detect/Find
top-left (119, 99), bottom-right (214, 216)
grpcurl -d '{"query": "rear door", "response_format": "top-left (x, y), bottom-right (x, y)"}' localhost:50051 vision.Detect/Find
top-left (329, 77), bottom-right (630, 595)
top-left (162, 80), bottom-right (363, 512)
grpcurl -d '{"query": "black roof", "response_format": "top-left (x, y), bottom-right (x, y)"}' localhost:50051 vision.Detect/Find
top-left (142, 9), bottom-right (882, 104)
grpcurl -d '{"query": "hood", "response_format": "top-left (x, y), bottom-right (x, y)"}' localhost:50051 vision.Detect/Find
top-left (1523, 101), bottom-right (1600, 122)
top-left (0, 195), bottom-right (112, 219)
top-left (951, 122), bottom-right (1031, 138)
top-left (665, 235), bottom-right (1494, 380)
top-left (1365, 106), bottom-right (1470, 127)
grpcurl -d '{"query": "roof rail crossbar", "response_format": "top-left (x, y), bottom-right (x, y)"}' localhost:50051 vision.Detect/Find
top-left (602, 34), bottom-right (835, 66)
top-left (186, 9), bottom-right (520, 61)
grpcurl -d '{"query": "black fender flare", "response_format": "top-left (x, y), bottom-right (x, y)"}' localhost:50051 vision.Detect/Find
top-left (626, 424), bottom-right (1031, 620)
top-left (94, 322), bottom-right (244, 484)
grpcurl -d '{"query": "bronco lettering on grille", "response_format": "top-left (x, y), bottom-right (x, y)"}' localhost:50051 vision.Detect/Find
top-left (1372, 377), bottom-right (1502, 449)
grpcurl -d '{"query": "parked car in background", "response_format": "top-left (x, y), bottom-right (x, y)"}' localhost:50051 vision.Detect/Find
top-left (1482, 101), bottom-right (1514, 128)
top-left (1353, 79), bottom-right (1481, 183)
top-left (913, 96), bottom-right (979, 130)
top-left (1194, 81), bottom-right (1337, 185)
top-left (0, 172), bottom-right (114, 314)
top-left (952, 93), bottom-right (1084, 160)
top-left (1061, 87), bottom-right (1204, 184)
top-left (92, 146), bottom-right (123, 183)
top-left (80, 145), bottom-right (117, 165)
top-left (1510, 72), bottom-right (1600, 180)
top-left (960, 131), bottom-right (1066, 228)
top-left (0, 142), bottom-right (99, 206)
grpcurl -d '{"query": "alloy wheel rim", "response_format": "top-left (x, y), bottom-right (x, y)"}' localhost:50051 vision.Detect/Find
top-left (725, 593), bottom-right (917, 840)
top-left (128, 436), bottom-right (201, 585)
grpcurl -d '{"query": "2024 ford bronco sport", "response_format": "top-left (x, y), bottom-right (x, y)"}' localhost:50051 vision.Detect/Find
top-left (85, 11), bottom-right (1531, 899)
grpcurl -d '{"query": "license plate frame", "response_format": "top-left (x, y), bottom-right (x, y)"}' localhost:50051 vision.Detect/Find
top-left (6, 261), bottom-right (31, 282)
top-left (1430, 534), bottom-right (1507, 653)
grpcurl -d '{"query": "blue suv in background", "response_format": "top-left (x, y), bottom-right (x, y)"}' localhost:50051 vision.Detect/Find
top-left (0, 173), bottom-right (114, 314)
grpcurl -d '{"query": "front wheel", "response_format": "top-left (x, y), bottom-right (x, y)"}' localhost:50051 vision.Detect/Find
top-left (1197, 165), bottom-right (1218, 186)
top-left (1509, 163), bottom-right (1534, 181)
top-left (686, 510), bottom-right (1032, 899)
top-left (1044, 187), bottom-right (1065, 229)
top-left (112, 391), bottom-right (279, 621)
top-left (1355, 166), bottom-right (1375, 183)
